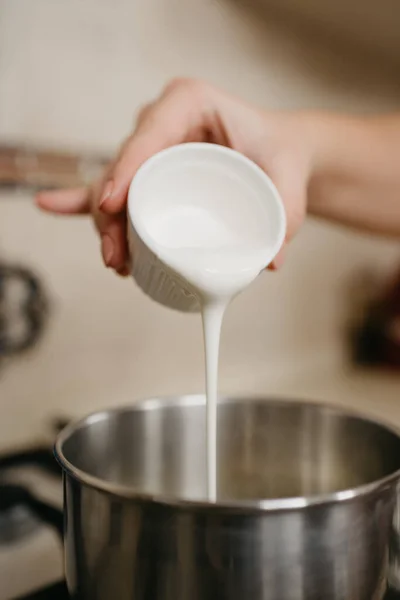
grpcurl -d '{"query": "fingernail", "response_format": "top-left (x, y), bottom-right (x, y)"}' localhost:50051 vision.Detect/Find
top-left (99, 181), bottom-right (113, 210)
top-left (101, 234), bottom-right (114, 266)
top-left (116, 266), bottom-right (130, 277)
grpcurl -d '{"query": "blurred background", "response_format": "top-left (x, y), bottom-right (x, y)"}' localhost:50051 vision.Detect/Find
top-left (1, 0), bottom-right (400, 594)
top-left (1, 0), bottom-right (400, 446)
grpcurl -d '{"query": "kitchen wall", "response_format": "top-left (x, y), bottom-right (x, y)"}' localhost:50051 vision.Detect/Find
top-left (1, 0), bottom-right (400, 450)
top-left (247, 0), bottom-right (400, 68)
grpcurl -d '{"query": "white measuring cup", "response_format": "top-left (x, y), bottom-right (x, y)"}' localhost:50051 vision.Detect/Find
top-left (127, 143), bottom-right (286, 312)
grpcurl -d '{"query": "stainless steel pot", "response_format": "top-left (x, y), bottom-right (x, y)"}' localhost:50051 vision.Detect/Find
top-left (55, 395), bottom-right (400, 600)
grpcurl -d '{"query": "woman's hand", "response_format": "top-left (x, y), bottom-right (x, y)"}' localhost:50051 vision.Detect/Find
top-left (36, 78), bottom-right (318, 276)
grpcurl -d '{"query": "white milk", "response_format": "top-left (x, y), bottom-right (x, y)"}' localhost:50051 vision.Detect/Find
top-left (147, 209), bottom-right (276, 499)
top-left (128, 144), bottom-right (286, 501)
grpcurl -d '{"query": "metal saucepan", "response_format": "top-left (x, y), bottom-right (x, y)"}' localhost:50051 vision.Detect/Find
top-left (55, 395), bottom-right (400, 600)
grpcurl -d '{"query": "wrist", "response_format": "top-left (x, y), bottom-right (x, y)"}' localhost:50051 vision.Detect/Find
top-left (305, 112), bottom-right (373, 216)
top-left (302, 112), bottom-right (342, 215)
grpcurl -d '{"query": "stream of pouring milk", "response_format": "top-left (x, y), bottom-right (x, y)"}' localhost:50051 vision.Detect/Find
top-left (147, 203), bottom-right (273, 500)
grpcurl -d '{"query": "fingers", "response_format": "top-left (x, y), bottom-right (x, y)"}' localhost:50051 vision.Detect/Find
top-left (268, 245), bottom-right (286, 271)
top-left (35, 187), bottom-right (90, 214)
top-left (115, 265), bottom-right (131, 277)
top-left (94, 209), bottom-right (129, 272)
top-left (35, 185), bottom-right (129, 272)
top-left (99, 79), bottom-right (211, 216)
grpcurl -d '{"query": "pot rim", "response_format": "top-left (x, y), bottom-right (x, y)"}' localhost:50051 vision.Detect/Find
top-left (54, 395), bottom-right (400, 513)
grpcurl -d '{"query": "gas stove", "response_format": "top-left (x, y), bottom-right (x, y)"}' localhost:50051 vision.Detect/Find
top-left (13, 579), bottom-right (400, 600)
top-left (1, 443), bottom-right (400, 600)
top-left (0, 438), bottom-right (65, 599)
top-left (17, 581), bottom-right (69, 600)
top-left (15, 582), bottom-right (400, 600)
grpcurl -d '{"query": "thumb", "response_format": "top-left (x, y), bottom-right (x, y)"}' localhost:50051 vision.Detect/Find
top-left (35, 187), bottom-right (90, 215)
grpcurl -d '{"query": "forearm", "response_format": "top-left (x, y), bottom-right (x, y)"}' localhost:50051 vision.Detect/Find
top-left (308, 113), bottom-right (400, 236)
